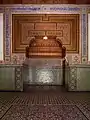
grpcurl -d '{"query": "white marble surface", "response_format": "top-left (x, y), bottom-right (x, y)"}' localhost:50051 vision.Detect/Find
top-left (23, 58), bottom-right (63, 85)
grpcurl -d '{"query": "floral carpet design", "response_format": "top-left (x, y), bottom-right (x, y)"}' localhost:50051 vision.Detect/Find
top-left (0, 88), bottom-right (90, 120)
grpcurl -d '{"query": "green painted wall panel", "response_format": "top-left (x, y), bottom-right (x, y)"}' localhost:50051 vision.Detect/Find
top-left (77, 67), bottom-right (90, 91)
top-left (67, 65), bottom-right (90, 91)
top-left (0, 67), bottom-right (15, 90)
top-left (0, 65), bottom-right (23, 91)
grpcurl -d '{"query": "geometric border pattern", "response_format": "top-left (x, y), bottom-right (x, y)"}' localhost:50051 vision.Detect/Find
top-left (68, 67), bottom-right (77, 91)
top-left (15, 66), bottom-right (23, 91)
top-left (81, 13), bottom-right (87, 56)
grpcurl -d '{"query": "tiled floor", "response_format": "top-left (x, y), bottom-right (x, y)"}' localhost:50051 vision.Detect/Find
top-left (0, 86), bottom-right (90, 120)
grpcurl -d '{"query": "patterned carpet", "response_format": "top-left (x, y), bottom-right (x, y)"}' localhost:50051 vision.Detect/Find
top-left (0, 87), bottom-right (90, 120)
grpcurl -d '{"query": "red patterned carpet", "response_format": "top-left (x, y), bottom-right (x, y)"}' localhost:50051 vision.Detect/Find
top-left (0, 86), bottom-right (90, 120)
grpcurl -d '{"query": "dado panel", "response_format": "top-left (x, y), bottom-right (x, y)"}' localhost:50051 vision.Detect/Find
top-left (12, 14), bottom-right (79, 53)
top-left (67, 65), bottom-right (90, 91)
top-left (0, 65), bottom-right (23, 91)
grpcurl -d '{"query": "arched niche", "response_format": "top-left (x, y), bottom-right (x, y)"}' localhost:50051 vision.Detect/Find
top-left (26, 36), bottom-right (66, 58)
top-left (24, 36), bottom-right (67, 86)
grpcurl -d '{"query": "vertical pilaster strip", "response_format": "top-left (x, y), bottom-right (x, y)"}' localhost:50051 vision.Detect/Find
top-left (68, 67), bottom-right (77, 91)
top-left (4, 7), bottom-right (11, 62)
top-left (81, 8), bottom-right (87, 63)
top-left (15, 66), bottom-right (23, 91)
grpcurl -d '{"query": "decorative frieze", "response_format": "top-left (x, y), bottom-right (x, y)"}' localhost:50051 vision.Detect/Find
top-left (81, 14), bottom-right (87, 56)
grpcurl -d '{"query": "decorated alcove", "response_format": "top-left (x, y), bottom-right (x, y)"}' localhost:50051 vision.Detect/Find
top-left (23, 36), bottom-right (66, 85)
top-left (26, 36), bottom-right (66, 58)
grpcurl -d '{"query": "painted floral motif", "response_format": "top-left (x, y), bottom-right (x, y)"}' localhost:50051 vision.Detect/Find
top-left (0, 92), bottom-right (90, 120)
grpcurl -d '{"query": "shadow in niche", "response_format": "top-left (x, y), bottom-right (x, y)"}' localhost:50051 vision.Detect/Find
top-left (23, 84), bottom-right (66, 93)
top-left (63, 59), bottom-right (65, 85)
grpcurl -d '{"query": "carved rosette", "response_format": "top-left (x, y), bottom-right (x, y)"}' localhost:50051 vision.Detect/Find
top-left (15, 66), bottom-right (23, 91)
